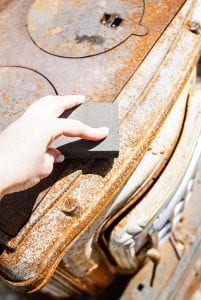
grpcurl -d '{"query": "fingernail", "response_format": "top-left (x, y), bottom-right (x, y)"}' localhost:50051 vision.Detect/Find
top-left (99, 127), bottom-right (109, 135)
top-left (55, 153), bottom-right (65, 163)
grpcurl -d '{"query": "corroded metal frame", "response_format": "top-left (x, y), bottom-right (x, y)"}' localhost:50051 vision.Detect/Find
top-left (109, 90), bottom-right (201, 270)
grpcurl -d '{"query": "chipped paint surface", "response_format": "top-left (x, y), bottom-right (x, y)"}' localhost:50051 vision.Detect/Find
top-left (0, 0), bottom-right (201, 296)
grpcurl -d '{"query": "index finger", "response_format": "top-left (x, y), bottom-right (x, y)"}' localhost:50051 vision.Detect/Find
top-left (24, 95), bottom-right (85, 118)
top-left (52, 118), bottom-right (109, 141)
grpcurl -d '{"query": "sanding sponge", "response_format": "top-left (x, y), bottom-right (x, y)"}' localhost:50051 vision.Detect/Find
top-left (52, 102), bottom-right (119, 158)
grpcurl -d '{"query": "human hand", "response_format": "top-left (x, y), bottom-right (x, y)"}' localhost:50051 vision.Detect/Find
top-left (0, 95), bottom-right (109, 197)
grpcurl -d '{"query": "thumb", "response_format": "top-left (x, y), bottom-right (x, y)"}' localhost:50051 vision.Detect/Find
top-left (41, 148), bottom-right (65, 178)
top-left (47, 148), bottom-right (65, 163)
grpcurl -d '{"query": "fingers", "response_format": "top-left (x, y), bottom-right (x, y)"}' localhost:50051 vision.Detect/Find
top-left (24, 95), bottom-right (85, 118)
top-left (40, 148), bottom-right (65, 178)
top-left (22, 95), bottom-right (109, 146)
top-left (41, 152), bottom-right (55, 178)
top-left (46, 148), bottom-right (65, 163)
top-left (52, 119), bottom-right (109, 141)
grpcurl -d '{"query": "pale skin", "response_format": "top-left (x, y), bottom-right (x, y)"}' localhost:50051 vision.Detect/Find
top-left (0, 95), bottom-right (109, 198)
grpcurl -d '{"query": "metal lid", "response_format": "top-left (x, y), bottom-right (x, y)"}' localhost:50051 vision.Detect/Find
top-left (28, 0), bottom-right (147, 57)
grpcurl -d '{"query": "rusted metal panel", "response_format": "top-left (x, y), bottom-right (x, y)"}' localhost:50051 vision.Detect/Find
top-left (0, 0), bottom-right (186, 105)
top-left (0, 0), bottom-right (12, 12)
top-left (28, 0), bottom-right (148, 58)
top-left (0, 67), bottom-right (56, 132)
top-left (0, 0), bottom-right (201, 296)
top-left (188, 0), bottom-right (201, 34)
top-left (117, 159), bottom-right (201, 300)
top-left (50, 74), bottom-right (189, 296)
top-left (42, 20), bottom-right (201, 297)
top-left (103, 70), bottom-right (193, 223)
top-left (109, 90), bottom-right (201, 270)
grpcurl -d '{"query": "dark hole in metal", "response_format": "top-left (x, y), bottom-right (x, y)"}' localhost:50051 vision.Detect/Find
top-left (111, 17), bottom-right (123, 28)
top-left (61, 206), bottom-right (80, 217)
top-left (100, 13), bottom-right (112, 25)
top-left (137, 283), bottom-right (144, 291)
top-left (100, 13), bottom-right (123, 28)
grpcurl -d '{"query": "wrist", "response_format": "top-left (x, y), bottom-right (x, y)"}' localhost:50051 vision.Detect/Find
top-left (0, 161), bottom-right (13, 198)
top-left (0, 176), bottom-right (9, 199)
top-left (0, 181), bottom-right (7, 199)
top-left (0, 187), bottom-right (5, 199)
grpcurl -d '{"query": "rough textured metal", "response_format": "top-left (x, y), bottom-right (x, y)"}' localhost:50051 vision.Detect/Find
top-left (0, 0), bottom-right (12, 12)
top-left (101, 80), bottom-right (190, 264)
top-left (103, 71), bottom-right (191, 223)
top-left (0, 162), bottom-right (66, 238)
top-left (49, 13), bottom-right (201, 296)
top-left (188, 0), bottom-right (201, 34)
top-left (0, 0), bottom-right (201, 297)
top-left (0, 67), bottom-right (56, 132)
top-left (28, 0), bottom-right (148, 57)
top-left (118, 161), bottom-right (201, 300)
top-left (0, 0), bottom-right (186, 104)
top-left (109, 91), bottom-right (201, 270)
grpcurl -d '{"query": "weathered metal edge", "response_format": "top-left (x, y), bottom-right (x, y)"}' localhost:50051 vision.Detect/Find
top-left (100, 69), bottom-right (192, 241)
top-left (109, 90), bottom-right (201, 269)
top-left (118, 157), bottom-right (201, 300)
top-left (45, 73), bottom-right (189, 297)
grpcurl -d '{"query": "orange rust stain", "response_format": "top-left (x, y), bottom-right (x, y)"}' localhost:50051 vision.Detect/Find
top-left (2, 91), bottom-right (9, 104)
top-left (34, 0), bottom-right (49, 12)
top-left (0, 0), bottom-right (12, 12)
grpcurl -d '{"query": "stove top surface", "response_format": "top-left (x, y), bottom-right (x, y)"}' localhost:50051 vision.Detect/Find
top-left (0, 0), bottom-right (185, 131)
top-left (0, 0), bottom-right (186, 237)
top-left (28, 0), bottom-right (147, 58)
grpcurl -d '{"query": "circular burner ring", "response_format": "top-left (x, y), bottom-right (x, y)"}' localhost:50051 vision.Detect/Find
top-left (0, 66), bottom-right (57, 132)
top-left (28, 0), bottom-right (147, 58)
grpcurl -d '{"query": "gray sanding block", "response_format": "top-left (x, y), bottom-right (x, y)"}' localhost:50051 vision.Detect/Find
top-left (52, 102), bottom-right (119, 158)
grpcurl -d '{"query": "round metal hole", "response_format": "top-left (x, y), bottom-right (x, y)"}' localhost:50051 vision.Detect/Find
top-left (137, 283), bottom-right (144, 291)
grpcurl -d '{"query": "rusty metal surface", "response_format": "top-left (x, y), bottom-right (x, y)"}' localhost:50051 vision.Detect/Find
top-left (28, 0), bottom-right (147, 58)
top-left (0, 0), bottom-right (189, 240)
top-left (0, 67), bottom-right (56, 132)
top-left (102, 72), bottom-right (192, 225)
top-left (0, 0), bottom-right (12, 13)
top-left (44, 13), bottom-right (201, 296)
top-left (108, 90), bottom-right (201, 270)
top-left (55, 71), bottom-right (199, 297)
top-left (46, 76), bottom-right (189, 297)
top-left (0, 66), bottom-right (61, 238)
top-left (0, 0), bottom-right (201, 295)
top-left (2, 158), bottom-right (201, 300)
top-left (0, 0), bottom-right (186, 105)
top-left (116, 159), bottom-right (201, 300)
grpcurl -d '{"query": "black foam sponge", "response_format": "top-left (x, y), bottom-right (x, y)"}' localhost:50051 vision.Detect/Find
top-left (52, 102), bottom-right (119, 158)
